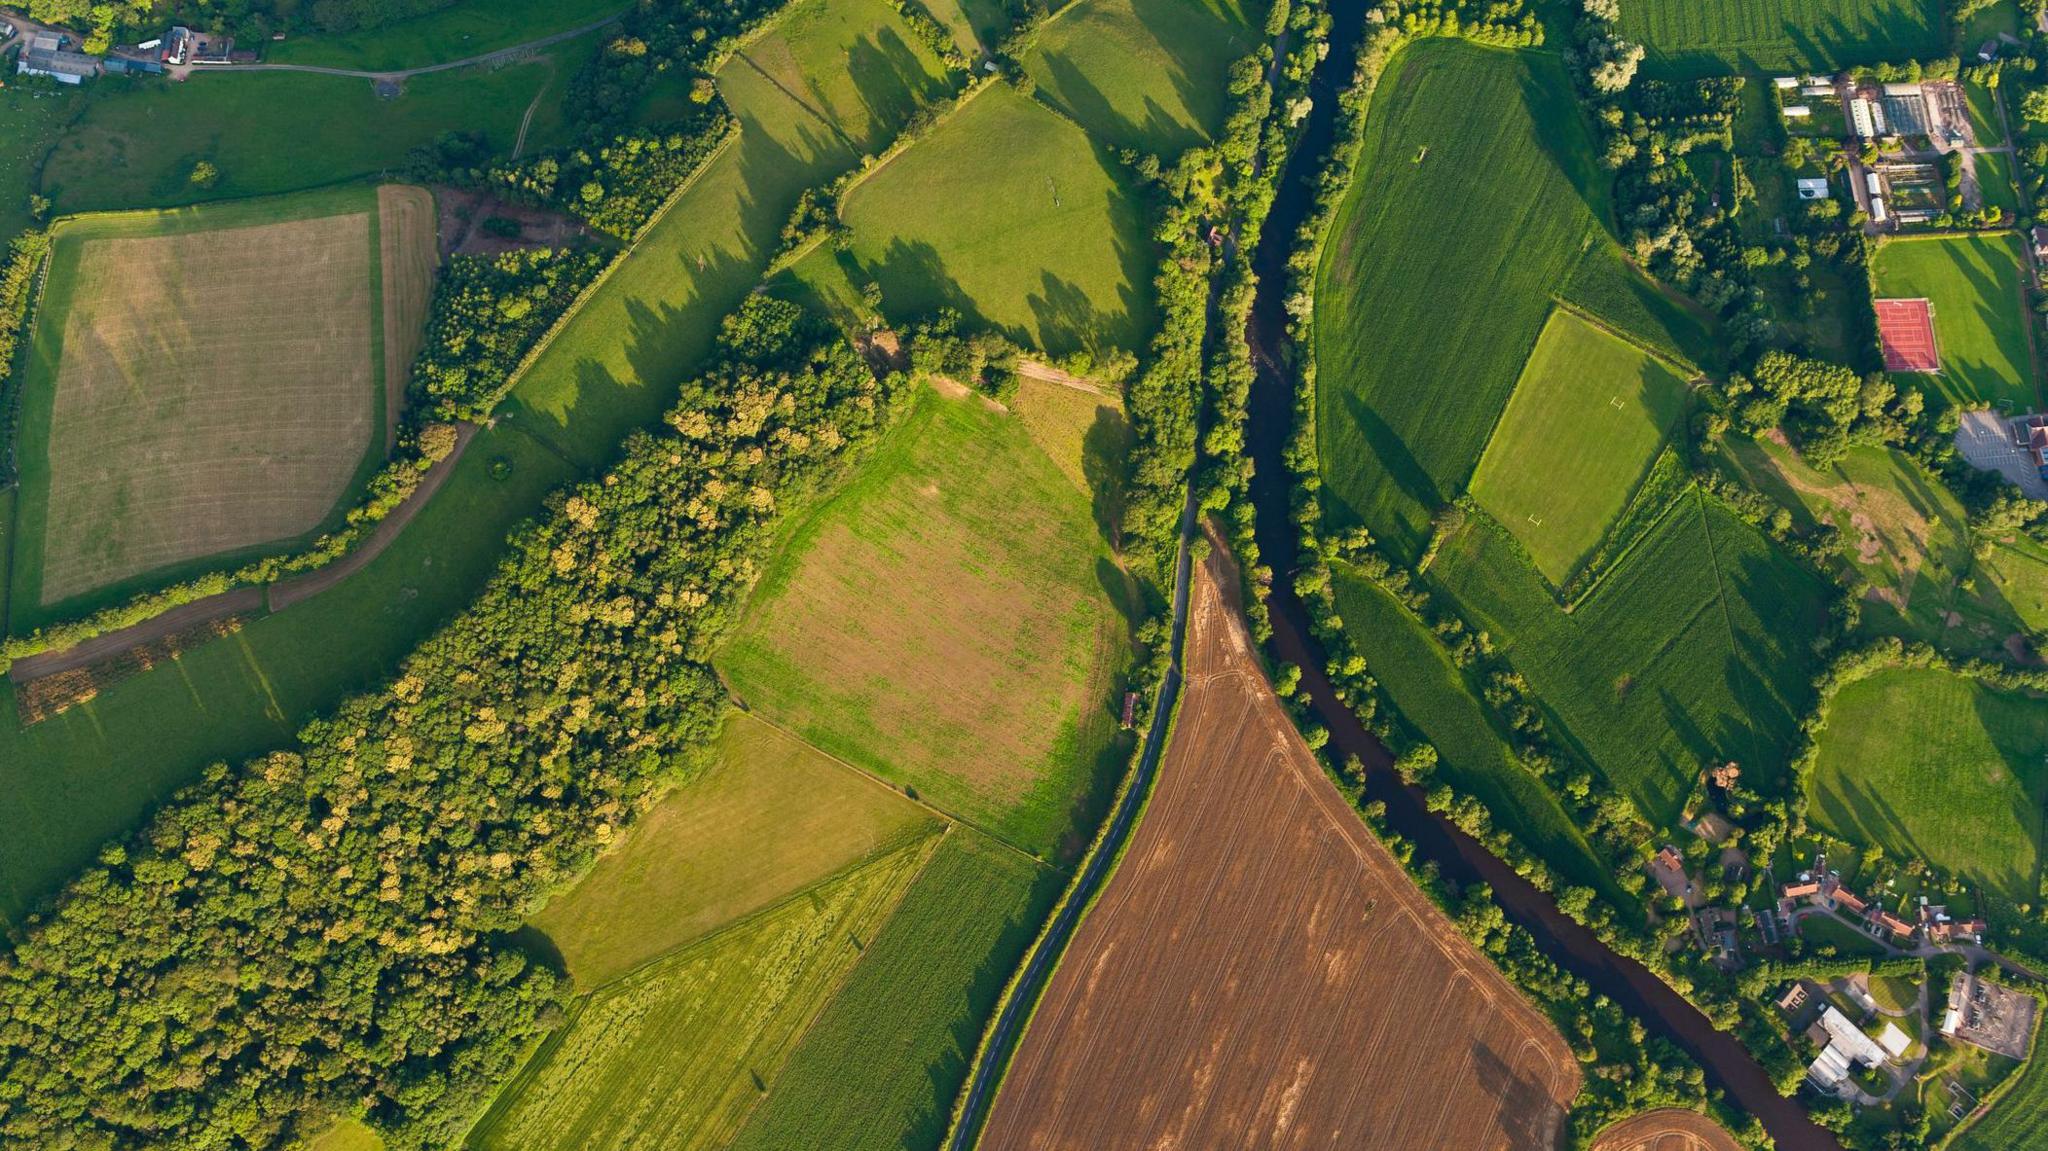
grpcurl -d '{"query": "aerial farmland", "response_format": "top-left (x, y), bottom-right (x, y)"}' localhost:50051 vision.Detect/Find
top-left (7, 0), bottom-right (2048, 1147)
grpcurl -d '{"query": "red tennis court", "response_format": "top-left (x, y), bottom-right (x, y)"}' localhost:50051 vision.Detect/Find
top-left (1875, 297), bottom-right (1939, 372)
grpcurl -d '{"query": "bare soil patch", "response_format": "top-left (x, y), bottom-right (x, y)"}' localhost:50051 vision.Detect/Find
top-left (1590, 1108), bottom-right (1743, 1151)
top-left (377, 185), bottom-right (441, 446)
top-left (979, 551), bottom-right (1579, 1150)
top-left (433, 185), bottom-right (599, 258)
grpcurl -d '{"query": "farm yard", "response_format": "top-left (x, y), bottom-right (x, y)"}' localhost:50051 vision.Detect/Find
top-left (1617, 0), bottom-right (1946, 78)
top-left (837, 83), bottom-right (1159, 358)
top-left (1022, 0), bottom-right (1261, 156)
top-left (528, 711), bottom-right (939, 989)
top-left (1468, 309), bottom-right (1693, 585)
top-left (717, 386), bottom-right (1133, 859)
top-left (978, 552), bottom-right (1580, 1149)
top-left (1870, 233), bottom-right (2040, 410)
top-left (1806, 667), bottom-right (2048, 906)
top-left (1429, 496), bottom-right (1831, 829)
top-left (1314, 39), bottom-right (1709, 560)
top-left (8, 185), bottom-right (430, 624)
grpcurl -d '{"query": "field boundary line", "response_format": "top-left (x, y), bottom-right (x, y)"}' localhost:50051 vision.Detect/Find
top-left (1547, 295), bottom-right (1704, 380)
top-left (731, 49), bottom-right (863, 155)
top-left (726, 705), bottom-right (1056, 873)
top-left (1557, 475), bottom-right (1697, 612)
top-left (835, 76), bottom-right (999, 208)
top-left (1691, 488), bottom-right (1773, 774)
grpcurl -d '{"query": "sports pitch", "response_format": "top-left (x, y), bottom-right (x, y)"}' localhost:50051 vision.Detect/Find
top-left (1870, 232), bottom-right (2039, 410)
top-left (1470, 308), bottom-right (1691, 585)
top-left (9, 186), bottom-right (437, 625)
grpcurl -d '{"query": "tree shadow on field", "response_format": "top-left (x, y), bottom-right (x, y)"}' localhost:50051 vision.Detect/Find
top-left (1082, 403), bottom-right (1135, 548)
top-left (1032, 46), bottom-right (1198, 159)
top-left (843, 28), bottom-right (947, 153)
top-left (1340, 389), bottom-right (1443, 529)
top-left (1470, 1037), bottom-right (1568, 1151)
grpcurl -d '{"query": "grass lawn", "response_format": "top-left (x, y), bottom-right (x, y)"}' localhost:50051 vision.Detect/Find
top-left (39, 52), bottom-right (586, 215)
top-left (1330, 565), bottom-right (1625, 903)
top-left (303, 1118), bottom-right (383, 1151)
top-left (1975, 149), bottom-right (2020, 218)
top-left (726, 828), bottom-right (1053, 1151)
top-left (530, 711), bottom-right (940, 989)
top-left (0, 0), bottom-right (960, 929)
top-left (1432, 494), bottom-right (1831, 828)
top-left (1966, 80), bottom-right (2008, 148)
top-left (1870, 232), bottom-right (2039, 410)
top-left (1984, 535), bottom-right (2048, 636)
top-left (507, 0), bottom-right (954, 463)
top-left (1868, 973), bottom-right (1919, 1013)
top-left (472, 841), bottom-right (931, 1151)
top-left (1716, 438), bottom-right (1993, 650)
top-left (840, 84), bottom-right (1158, 358)
top-left (0, 86), bottom-right (82, 242)
top-left (1808, 667), bottom-right (2048, 905)
top-left (1617, 0), bottom-right (1946, 78)
top-left (1023, 0), bottom-right (1261, 157)
top-left (1314, 40), bottom-right (1711, 561)
top-left (1800, 911), bottom-right (1889, 957)
top-left (265, 0), bottom-right (626, 71)
top-left (8, 187), bottom-right (420, 624)
top-left (718, 386), bottom-right (1133, 860)
top-left (1469, 309), bottom-right (1692, 585)
top-left (1954, 1044), bottom-right (2048, 1151)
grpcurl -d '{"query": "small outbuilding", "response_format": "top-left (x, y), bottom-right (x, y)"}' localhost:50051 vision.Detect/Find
top-left (1797, 177), bottom-right (1830, 200)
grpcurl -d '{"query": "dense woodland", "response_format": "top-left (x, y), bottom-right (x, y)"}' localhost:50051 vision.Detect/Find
top-left (0, 299), bottom-right (903, 1148)
top-left (410, 246), bottom-right (609, 421)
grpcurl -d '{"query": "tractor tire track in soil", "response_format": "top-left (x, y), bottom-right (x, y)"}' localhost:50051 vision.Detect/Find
top-left (976, 542), bottom-right (1580, 1151)
top-left (1590, 1108), bottom-right (1745, 1151)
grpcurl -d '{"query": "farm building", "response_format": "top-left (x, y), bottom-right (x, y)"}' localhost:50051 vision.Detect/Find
top-left (1774, 76), bottom-right (1799, 89)
top-left (2012, 414), bottom-right (2048, 482)
top-left (1782, 881), bottom-right (1821, 899)
top-left (1801, 84), bottom-right (1833, 97)
top-left (1784, 105), bottom-right (1811, 119)
top-left (1881, 87), bottom-right (1930, 136)
top-left (18, 40), bottom-right (98, 84)
top-left (1850, 98), bottom-right (1878, 138)
top-left (1797, 177), bottom-right (1830, 200)
top-left (1807, 1006), bottom-right (1891, 1092)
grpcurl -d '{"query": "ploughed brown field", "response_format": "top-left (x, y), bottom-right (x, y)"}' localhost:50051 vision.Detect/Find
top-left (1589, 1108), bottom-right (1743, 1151)
top-left (979, 544), bottom-right (1580, 1150)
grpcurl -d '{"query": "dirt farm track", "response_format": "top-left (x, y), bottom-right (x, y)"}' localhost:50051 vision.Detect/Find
top-left (977, 548), bottom-right (1579, 1150)
top-left (1589, 1109), bottom-right (1744, 1151)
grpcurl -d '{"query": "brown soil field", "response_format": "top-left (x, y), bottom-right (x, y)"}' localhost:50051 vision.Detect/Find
top-left (39, 210), bottom-right (377, 606)
top-left (1589, 1109), bottom-right (1743, 1151)
top-left (377, 185), bottom-right (440, 447)
top-left (979, 547), bottom-right (1581, 1151)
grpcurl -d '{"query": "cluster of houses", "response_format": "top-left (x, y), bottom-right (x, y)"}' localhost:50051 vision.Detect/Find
top-left (6, 22), bottom-right (242, 87)
top-left (1779, 867), bottom-right (1987, 947)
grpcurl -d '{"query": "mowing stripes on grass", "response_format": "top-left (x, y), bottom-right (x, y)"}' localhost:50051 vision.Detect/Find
top-left (1807, 668), bottom-right (2048, 906)
top-left (840, 83), bottom-right (1159, 357)
top-left (1023, 0), bottom-right (1261, 156)
top-left (1314, 40), bottom-right (1706, 561)
top-left (1469, 309), bottom-right (1691, 585)
top-left (1953, 1037), bottom-right (2048, 1151)
top-left (1870, 232), bottom-right (2039, 410)
top-left (530, 710), bottom-right (939, 989)
top-left (1617, 0), bottom-right (1945, 78)
top-left (718, 386), bottom-right (1131, 859)
top-left (473, 841), bottom-right (932, 1151)
top-left (727, 829), bottom-right (1051, 1151)
top-left (377, 186), bottom-right (440, 444)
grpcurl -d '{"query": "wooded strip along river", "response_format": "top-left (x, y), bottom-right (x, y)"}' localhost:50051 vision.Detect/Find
top-left (1240, 6), bottom-right (1842, 1148)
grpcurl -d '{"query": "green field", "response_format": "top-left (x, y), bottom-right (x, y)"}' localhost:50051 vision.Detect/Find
top-left (1314, 40), bottom-right (1710, 560)
top-left (1976, 149), bottom-right (2021, 218)
top-left (1871, 233), bottom-right (2039, 410)
top-left (39, 51), bottom-right (587, 215)
top-left (1967, 81), bottom-right (2009, 149)
top-left (0, 0), bottom-right (954, 927)
top-left (922, 0), bottom-right (1018, 55)
top-left (0, 87), bottom-right (81, 241)
top-left (1330, 566), bottom-right (1621, 900)
top-left (726, 829), bottom-right (1050, 1151)
top-left (1955, 1037), bottom-right (2048, 1151)
top-left (473, 842), bottom-right (930, 1151)
top-left (266, 0), bottom-right (626, 71)
top-left (530, 711), bottom-right (938, 989)
top-left (304, 1118), bottom-right (383, 1151)
top-left (1617, 0), bottom-right (1946, 78)
top-left (1799, 911), bottom-right (1889, 957)
top-left (1469, 310), bottom-right (1692, 585)
top-left (1432, 495), bottom-right (1830, 827)
top-left (719, 386), bottom-right (1131, 859)
top-left (839, 83), bottom-right (1158, 357)
top-left (1986, 535), bottom-right (2048, 637)
top-left (1023, 0), bottom-right (1260, 156)
top-left (1808, 667), bottom-right (2048, 905)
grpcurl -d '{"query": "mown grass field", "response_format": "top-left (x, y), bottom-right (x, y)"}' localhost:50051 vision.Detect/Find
top-left (1329, 565), bottom-right (1623, 901)
top-left (718, 387), bottom-right (1131, 859)
top-left (1469, 310), bottom-right (1692, 585)
top-left (1871, 233), bottom-right (2038, 410)
top-left (8, 186), bottom-right (427, 624)
top-left (1808, 667), bottom-right (2048, 905)
top-left (473, 842), bottom-right (930, 1151)
top-left (1432, 495), bottom-right (1830, 828)
top-left (508, 0), bottom-right (954, 462)
top-left (1314, 40), bottom-right (1710, 561)
top-left (1023, 0), bottom-right (1260, 156)
top-left (39, 54), bottom-right (583, 216)
top-left (304, 1117), bottom-right (383, 1151)
top-left (1985, 535), bottom-right (2048, 636)
top-left (530, 711), bottom-right (938, 989)
top-left (839, 83), bottom-right (1158, 358)
top-left (1954, 1037), bottom-right (2048, 1151)
top-left (726, 829), bottom-right (1051, 1151)
top-left (0, 0), bottom-right (955, 930)
top-left (1617, 0), bottom-right (1946, 78)
top-left (0, 87), bottom-right (81, 242)
top-left (266, 0), bottom-right (625, 70)
top-left (742, 0), bottom-right (955, 154)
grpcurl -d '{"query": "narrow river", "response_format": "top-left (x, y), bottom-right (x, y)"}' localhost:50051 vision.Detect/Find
top-left (1238, 8), bottom-right (1843, 1149)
